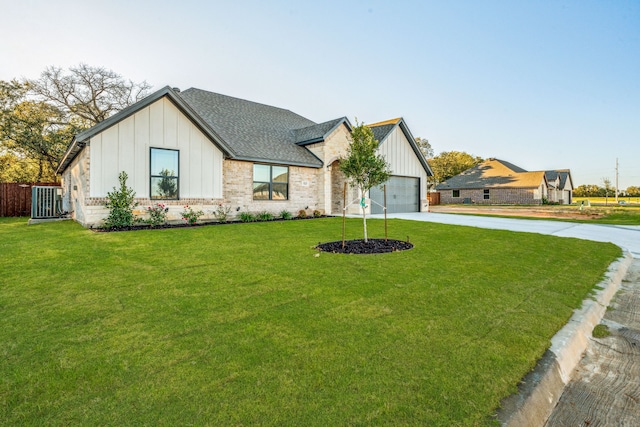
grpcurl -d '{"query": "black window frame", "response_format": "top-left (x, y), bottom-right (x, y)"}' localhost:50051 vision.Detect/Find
top-left (452, 189), bottom-right (460, 198)
top-left (150, 147), bottom-right (180, 200)
top-left (253, 164), bottom-right (289, 201)
top-left (483, 189), bottom-right (490, 200)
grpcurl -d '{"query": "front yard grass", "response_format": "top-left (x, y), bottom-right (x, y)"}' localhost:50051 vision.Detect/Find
top-left (0, 217), bottom-right (621, 426)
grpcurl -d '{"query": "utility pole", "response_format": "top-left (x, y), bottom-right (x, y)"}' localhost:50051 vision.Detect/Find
top-left (615, 158), bottom-right (619, 203)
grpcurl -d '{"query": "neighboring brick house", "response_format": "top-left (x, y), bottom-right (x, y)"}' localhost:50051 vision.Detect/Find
top-left (435, 158), bottom-right (572, 205)
top-left (545, 170), bottom-right (573, 204)
top-left (56, 86), bottom-right (433, 227)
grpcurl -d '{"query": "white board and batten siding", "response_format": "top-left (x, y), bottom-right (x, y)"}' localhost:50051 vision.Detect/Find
top-left (377, 126), bottom-right (428, 194)
top-left (89, 98), bottom-right (223, 199)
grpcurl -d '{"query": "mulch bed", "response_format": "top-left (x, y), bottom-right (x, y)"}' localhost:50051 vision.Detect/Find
top-left (316, 239), bottom-right (413, 254)
top-left (93, 216), bottom-right (327, 232)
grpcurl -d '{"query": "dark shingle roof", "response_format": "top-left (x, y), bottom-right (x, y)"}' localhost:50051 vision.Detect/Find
top-left (293, 117), bottom-right (350, 145)
top-left (370, 123), bottom-right (396, 144)
top-left (545, 169), bottom-right (572, 190)
top-left (178, 88), bottom-right (323, 167)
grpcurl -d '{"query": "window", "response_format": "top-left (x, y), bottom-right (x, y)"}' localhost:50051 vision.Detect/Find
top-left (253, 164), bottom-right (288, 200)
top-left (452, 190), bottom-right (460, 198)
top-left (150, 148), bottom-right (179, 199)
top-left (483, 189), bottom-right (490, 200)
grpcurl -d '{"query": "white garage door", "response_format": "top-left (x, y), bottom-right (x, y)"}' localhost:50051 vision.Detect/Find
top-left (370, 176), bottom-right (420, 214)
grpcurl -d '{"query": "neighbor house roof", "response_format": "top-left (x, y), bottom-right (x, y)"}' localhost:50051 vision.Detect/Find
top-left (545, 169), bottom-right (572, 190)
top-left (436, 158), bottom-right (546, 190)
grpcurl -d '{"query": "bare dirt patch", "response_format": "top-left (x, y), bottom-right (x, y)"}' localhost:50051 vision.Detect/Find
top-left (429, 205), bottom-right (602, 220)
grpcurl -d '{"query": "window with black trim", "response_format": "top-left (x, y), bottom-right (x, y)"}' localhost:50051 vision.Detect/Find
top-left (253, 164), bottom-right (288, 200)
top-left (150, 148), bottom-right (179, 200)
top-left (452, 190), bottom-right (460, 198)
top-left (483, 189), bottom-right (490, 200)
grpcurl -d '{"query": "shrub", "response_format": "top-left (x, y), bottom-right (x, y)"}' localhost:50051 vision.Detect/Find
top-left (239, 211), bottom-right (256, 223)
top-left (313, 209), bottom-right (322, 218)
top-left (280, 210), bottom-right (292, 220)
top-left (298, 209), bottom-right (307, 219)
top-left (213, 204), bottom-right (231, 223)
top-left (145, 203), bottom-right (169, 227)
top-left (104, 171), bottom-right (138, 228)
top-left (181, 205), bottom-right (204, 225)
top-left (257, 211), bottom-right (274, 221)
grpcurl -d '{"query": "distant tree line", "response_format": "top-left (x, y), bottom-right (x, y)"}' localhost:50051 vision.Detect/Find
top-left (0, 64), bottom-right (150, 182)
top-left (574, 184), bottom-right (640, 197)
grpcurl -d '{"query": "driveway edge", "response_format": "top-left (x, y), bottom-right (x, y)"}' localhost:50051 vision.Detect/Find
top-left (495, 251), bottom-right (634, 427)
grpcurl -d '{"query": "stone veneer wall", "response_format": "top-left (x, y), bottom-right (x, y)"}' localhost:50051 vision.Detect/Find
top-left (440, 188), bottom-right (542, 205)
top-left (222, 159), bottom-right (323, 217)
top-left (61, 145), bottom-right (91, 225)
top-left (63, 157), bottom-right (325, 227)
top-left (305, 124), bottom-right (361, 215)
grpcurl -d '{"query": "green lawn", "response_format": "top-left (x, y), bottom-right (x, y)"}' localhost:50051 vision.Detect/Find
top-left (0, 217), bottom-right (621, 426)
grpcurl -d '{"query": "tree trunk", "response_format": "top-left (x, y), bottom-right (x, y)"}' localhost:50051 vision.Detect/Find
top-left (362, 203), bottom-right (368, 243)
top-left (361, 188), bottom-right (368, 243)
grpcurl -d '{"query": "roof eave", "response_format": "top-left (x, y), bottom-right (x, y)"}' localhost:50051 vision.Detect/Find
top-left (232, 156), bottom-right (323, 169)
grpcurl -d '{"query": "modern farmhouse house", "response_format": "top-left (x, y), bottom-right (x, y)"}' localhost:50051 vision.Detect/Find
top-left (436, 158), bottom-right (573, 205)
top-left (56, 86), bottom-right (433, 227)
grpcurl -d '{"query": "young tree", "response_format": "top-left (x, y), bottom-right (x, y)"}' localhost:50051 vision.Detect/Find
top-left (602, 177), bottom-right (613, 205)
top-left (340, 121), bottom-right (391, 242)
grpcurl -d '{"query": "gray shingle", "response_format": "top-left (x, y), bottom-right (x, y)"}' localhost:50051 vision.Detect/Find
top-left (369, 123), bottom-right (395, 144)
top-left (293, 117), bottom-right (349, 145)
top-left (178, 88), bottom-right (323, 167)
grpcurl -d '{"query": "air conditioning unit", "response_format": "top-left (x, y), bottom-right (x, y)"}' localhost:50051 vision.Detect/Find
top-left (31, 186), bottom-right (63, 219)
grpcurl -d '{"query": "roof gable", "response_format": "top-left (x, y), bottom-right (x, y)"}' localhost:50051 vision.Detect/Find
top-left (57, 86), bottom-right (234, 174)
top-left (368, 118), bottom-right (433, 176)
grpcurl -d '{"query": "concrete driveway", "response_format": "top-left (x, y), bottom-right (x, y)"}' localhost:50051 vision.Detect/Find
top-left (372, 212), bottom-right (640, 258)
top-left (371, 211), bottom-right (640, 425)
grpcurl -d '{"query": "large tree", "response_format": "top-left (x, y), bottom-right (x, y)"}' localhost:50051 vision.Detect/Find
top-left (0, 65), bottom-right (151, 182)
top-left (428, 150), bottom-right (483, 185)
top-left (626, 186), bottom-right (640, 197)
top-left (340, 121), bottom-right (391, 242)
top-left (0, 81), bottom-right (73, 181)
top-left (415, 137), bottom-right (434, 159)
top-left (27, 63), bottom-right (152, 127)
top-left (574, 184), bottom-right (604, 197)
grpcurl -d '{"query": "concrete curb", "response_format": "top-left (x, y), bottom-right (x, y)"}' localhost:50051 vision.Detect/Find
top-left (496, 251), bottom-right (634, 427)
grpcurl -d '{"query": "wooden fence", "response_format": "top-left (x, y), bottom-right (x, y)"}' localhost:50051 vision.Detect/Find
top-left (427, 192), bottom-right (440, 206)
top-left (0, 183), bottom-right (59, 217)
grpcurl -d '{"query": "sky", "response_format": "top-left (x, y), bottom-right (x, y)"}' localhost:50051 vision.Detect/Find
top-left (1, 0), bottom-right (638, 188)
